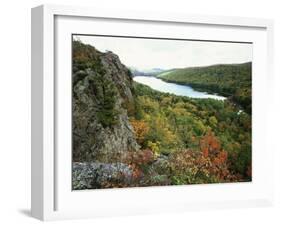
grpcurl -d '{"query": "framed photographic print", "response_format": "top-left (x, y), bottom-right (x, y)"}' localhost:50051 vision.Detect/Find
top-left (31, 4), bottom-right (274, 221)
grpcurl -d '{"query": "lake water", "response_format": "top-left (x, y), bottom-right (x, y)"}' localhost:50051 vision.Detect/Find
top-left (133, 76), bottom-right (226, 100)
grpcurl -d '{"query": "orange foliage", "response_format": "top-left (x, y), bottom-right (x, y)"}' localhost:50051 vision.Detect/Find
top-left (213, 150), bottom-right (228, 165)
top-left (202, 148), bottom-right (209, 158)
top-left (200, 131), bottom-right (221, 158)
top-left (125, 149), bottom-right (154, 166)
top-left (124, 149), bottom-right (154, 181)
top-left (130, 119), bottom-right (150, 145)
top-left (168, 131), bottom-right (230, 181)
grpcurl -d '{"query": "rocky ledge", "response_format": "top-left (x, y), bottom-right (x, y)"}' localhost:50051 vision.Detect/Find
top-left (72, 162), bottom-right (134, 190)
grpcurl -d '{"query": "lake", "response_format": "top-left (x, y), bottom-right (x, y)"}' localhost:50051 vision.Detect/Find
top-left (133, 76), bottom-right (226, 100)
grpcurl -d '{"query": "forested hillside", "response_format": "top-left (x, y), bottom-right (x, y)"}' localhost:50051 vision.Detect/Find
top-left (72, 40), bottom-right (252, 190)
top-left (128, 83), bottom-right (252, 185)
top-left (157, 62), bottom-right (252, 113)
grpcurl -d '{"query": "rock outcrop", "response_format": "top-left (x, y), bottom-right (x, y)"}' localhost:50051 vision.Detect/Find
top-left (72, 41), bottom-right (139, 163)
top-left (72, 162), bottom-right (133, 189)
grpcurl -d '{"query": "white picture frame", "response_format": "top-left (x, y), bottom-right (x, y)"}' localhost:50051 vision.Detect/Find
top-left (31, 4), bottom-right (274, 221)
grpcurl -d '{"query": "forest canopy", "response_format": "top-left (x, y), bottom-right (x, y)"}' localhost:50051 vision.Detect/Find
top-left (72, 39), bottom-right (252, 189)
top-left (157, 62), bottom-right (252, 113)
top-left (127, 82), bottom-right (252, 184)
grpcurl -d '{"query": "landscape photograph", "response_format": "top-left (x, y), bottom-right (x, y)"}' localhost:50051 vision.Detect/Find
top-left (72, 35), bottom-right (252, 190)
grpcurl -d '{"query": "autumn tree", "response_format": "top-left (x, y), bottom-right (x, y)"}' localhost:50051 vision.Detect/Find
top-left (130, 119), bottom-right (150, 146)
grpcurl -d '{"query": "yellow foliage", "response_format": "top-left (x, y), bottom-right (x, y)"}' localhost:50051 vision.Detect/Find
top-left (130, 119), bottom-right (150, 145)
top-left (209, 116), bottom-right (218, 127)
top-left (147, 141), bottom-right (161, 158)
top-left (138, 96), bottom-right (159, 113)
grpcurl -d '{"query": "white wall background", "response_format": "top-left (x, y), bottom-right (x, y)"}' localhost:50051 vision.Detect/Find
top-left (0, 0), bottom-right (280, 225)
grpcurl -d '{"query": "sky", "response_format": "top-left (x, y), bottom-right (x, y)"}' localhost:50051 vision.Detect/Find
top-left (73, 35), bottom-right (252, 71)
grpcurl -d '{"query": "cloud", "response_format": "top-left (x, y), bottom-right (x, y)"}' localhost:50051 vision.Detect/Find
top-left (74, 35), bottom-right (252, 70)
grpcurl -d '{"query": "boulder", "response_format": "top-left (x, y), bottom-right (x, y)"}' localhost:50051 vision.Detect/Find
top-left (72, 162), bottom-right (133, 190)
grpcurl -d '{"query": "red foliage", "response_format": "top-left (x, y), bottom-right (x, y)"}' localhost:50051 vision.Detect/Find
top-left (170, 145), bottom-right (231, 183)
top-left (213, 150), bottom-right (228, 165)
top-left (200, 131), bottom-right (221, 158)
top-left (202, 148), bottom-right (209, 158)
top-left (124, 149), bottom-right (154, 181)
top-left (126, 149), bottom-right (154, 166)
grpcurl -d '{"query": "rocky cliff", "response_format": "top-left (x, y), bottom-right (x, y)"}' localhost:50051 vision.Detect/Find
top-left (72, 41), bottom-right (139, 163)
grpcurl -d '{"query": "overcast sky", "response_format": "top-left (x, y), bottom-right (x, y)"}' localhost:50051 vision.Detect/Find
top-left (74, 35), bottom-right (252, 71)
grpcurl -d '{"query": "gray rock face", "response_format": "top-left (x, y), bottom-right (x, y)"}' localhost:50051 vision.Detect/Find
top-left (72, 162), bottom-right (133, 190)
top-left (150, 155), bottom-right (170, 175)
top-left (72, 42), bottom-right (139, 163)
